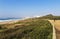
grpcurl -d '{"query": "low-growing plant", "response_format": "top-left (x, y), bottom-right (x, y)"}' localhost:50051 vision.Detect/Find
top-left (0, 19), bottom-right (53, 39)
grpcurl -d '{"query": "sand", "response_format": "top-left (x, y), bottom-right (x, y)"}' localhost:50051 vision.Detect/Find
top-left (49, 20), bottom-right (60, 39)
top-left (0, 20), bottom-right (20, 24)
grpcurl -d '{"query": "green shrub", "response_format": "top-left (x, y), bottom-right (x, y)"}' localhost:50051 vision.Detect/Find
top-left (0, 19), bottom-right (53, 39)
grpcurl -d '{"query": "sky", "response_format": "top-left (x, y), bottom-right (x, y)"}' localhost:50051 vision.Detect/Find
top-left (0, 0), bottom-right (60, 18)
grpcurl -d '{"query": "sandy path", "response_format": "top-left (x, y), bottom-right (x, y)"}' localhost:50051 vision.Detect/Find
top-left (54, 20), bottom-right (60, 39)
top-left (49, 20), bottom-right (60, 39)
top-left (48, 20), bottom-right (56, 39)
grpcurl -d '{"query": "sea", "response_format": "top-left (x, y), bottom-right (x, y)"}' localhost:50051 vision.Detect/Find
top-left (0, 18), bottom-right (24, 22)
top-left (0, 17), bottom-right (31, 22)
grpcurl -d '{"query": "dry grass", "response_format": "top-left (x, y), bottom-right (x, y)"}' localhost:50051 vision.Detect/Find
top-left (49, 20), bottom-right (60, 39)
top-left (0, 19), bottom-right (32, 29)
top-left (54, 20), bottom-right (60, 30)
top-left (49, 20), bottom-right (60, 30)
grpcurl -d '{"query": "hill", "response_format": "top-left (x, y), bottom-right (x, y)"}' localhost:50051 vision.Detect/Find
top-left (37, 14), bottom-right (60, 20)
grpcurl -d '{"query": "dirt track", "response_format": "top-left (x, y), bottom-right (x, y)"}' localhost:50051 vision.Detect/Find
top-left (49, 20), bottom-right (60, 39)
top-left (54, 20), bottom-right (60, 39)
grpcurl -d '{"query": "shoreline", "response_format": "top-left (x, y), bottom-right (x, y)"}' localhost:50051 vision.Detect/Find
top-left (0, 18), bottom-right (25, 24)
top-left (0, 17), bottom-right (34, 24)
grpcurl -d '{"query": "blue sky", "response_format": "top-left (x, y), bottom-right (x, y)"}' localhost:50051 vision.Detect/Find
top-left (0, 0), bottom-right (60, 18)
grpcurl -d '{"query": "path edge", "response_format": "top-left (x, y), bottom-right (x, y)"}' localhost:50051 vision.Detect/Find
top-left (48, 20), bottom-right (56, 39)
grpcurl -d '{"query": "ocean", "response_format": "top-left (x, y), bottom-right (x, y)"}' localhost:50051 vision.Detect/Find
top-left (0, 17), bottom-right (30, 22)
top-left (0, 18), bottom-right (24, 22)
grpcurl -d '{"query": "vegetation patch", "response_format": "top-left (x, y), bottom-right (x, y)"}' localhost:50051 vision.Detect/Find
top-left (0, 19), bottom-right (53, 39)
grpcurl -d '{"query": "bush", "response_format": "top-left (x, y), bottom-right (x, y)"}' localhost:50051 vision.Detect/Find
top-left (0, 19), bottom-right (53, 39)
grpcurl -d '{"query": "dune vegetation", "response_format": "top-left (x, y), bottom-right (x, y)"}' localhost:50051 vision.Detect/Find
top-left (0, 18), bottom-right (53, 39)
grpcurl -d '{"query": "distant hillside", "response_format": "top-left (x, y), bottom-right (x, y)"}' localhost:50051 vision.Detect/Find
top-left (38, 14), bottom-right (60, 20)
